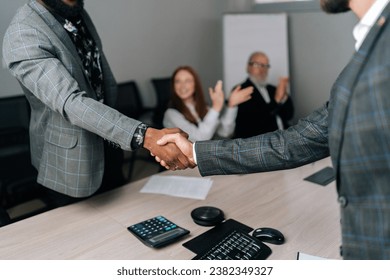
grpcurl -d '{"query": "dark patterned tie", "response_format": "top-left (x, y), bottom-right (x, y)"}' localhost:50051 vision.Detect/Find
top-left (64, 19), bottom-right (104, 102)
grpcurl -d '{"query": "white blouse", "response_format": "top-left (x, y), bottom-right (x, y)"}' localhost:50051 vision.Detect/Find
top-left (163, 104), bottom-right (238, 142)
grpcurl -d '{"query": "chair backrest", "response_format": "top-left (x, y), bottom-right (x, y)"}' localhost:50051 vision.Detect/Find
top-left (0, 95), bottom-right (30, 149)
top-left (0, 207), bottom-right (11, 227)
top-left (0, 95), bottom-right (30, 130)
top-left (151, 77), bottom-right (171, 128)
top-left (115, 81), bottom-right (144, 119)
top-left (0, 96), bottom-right (37, 212)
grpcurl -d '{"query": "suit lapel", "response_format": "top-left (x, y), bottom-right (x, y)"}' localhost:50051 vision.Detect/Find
top-left (329, 3), bottom-right (390, 184)
top-left (81, 11), bottom-right (103, 51)
top-left (28, 1), bottom-right (83, 69)
top-left (28, 1), bottom-right (103, 100)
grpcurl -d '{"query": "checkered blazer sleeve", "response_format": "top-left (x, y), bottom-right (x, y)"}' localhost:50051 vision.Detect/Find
top-left (2, 14), bottom-right (139, 151)
top-left (195, 104), bottom-right (330, 176)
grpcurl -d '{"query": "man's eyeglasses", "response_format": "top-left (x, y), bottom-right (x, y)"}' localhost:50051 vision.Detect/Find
top-left (248, 62), bottom-right (271, 69)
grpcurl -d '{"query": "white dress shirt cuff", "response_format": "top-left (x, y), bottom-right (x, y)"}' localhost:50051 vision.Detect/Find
top-left (192, 142), bottom-right (198, 165)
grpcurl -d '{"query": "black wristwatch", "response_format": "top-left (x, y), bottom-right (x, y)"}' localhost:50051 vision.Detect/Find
top-left (131, 123), bottom-right (149, 149)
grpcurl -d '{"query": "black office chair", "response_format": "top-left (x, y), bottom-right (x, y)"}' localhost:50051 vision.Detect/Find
top-left (116, 81), bottom-right (154, 125)
top-left (0, 96), bottom-right (32, 205)
top-left (151, 77), bottom-right (172, 129)
top-left (0, 95), bottom-right (51, 222)
top-left (0, 206), bottom-right (10, 227)
top-left (115, 81), bottom-right (157, 181)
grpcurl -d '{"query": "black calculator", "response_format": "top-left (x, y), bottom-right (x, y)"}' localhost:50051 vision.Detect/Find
top-left (127, 216), bottom-right (190, 248)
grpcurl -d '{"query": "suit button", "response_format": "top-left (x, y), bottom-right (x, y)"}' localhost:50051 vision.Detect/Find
top-left (338, 196), bottom-right (348, 208)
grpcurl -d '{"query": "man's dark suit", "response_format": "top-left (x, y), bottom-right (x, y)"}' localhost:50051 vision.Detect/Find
top-left (195, 3), bottom-right (390, 259)
top-left (234, 79), bottom-right (294, 138)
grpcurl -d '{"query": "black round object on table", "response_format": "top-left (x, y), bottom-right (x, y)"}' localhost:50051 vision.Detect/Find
top-left (191, 206), bottom-right (225, 226)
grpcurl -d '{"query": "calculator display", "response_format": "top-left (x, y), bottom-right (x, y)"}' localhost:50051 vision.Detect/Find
top-left (127, 216), bottom-right (190, 248)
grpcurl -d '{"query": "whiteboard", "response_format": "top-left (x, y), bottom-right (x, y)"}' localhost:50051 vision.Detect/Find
top-left (223, 13), bottom-right (289, 94)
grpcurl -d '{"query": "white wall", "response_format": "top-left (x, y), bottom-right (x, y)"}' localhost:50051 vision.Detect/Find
top-left (1, 0), bottom-right (358, 122)
top-left (0, 0), bottom-right (26, 97)
top-left (85, 0), bottom-right (232, 107)
top-left (1, 0), bottom-right (238, 107)
top-left (223, 13), bottom-right (289, 94)
top-left (253, 1), bottom-right (357, 123)
top-left (288, 11), bottom-right (357, 122)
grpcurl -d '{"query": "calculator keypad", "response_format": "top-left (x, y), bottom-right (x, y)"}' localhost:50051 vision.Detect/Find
top-left (128, 216), bottom-right (189, 248)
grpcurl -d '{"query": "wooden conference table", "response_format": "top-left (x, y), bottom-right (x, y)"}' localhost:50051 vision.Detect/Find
top-left (0, 157), bottom-right (341, 260)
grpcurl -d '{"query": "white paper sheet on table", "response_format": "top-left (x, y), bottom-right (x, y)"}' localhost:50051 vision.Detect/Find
top-left (297, 252), bottom-right (328, 260)
top-left (140, 175), bottom-right (213, 200)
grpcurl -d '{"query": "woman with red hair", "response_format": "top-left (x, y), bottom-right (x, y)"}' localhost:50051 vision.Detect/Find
top-left (163, 66), bottom-right (253, 141)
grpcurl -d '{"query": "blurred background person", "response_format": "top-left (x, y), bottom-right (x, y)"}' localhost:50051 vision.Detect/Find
top-left (163, 66), bottom-right (253, 141)
top-left (234, 51), bottom-right (294, 138)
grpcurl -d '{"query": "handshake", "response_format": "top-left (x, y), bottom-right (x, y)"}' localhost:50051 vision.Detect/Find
top-left (143, 127), bottom-right (196, 171)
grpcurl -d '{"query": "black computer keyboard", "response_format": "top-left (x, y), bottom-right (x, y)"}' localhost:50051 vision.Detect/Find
top-left (192, 229), bottom-right (271, 260)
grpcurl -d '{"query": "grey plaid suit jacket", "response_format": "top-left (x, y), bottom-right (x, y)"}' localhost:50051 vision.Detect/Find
top-left (195, 4), bottom-right (390, 259)
top-left (3, 1), bottom-right (140, 197)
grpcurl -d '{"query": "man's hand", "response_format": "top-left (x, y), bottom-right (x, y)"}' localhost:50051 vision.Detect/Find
top-left (156, 133), bottom-right (196, 169)
top-left (209, 80), bottom-right (225, 112)
top-left (228, 85), bottom-right (253, 107)
top-left (275, 77), bottom-right (289, 103)
top-left (143, 127), bottom-right (196, 170)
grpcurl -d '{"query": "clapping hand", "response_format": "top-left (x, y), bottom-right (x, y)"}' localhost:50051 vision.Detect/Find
top-left (275, 77), bottom-right (289, 103)
top-left (209, 80), bottom-right (225, 112)
top-left (228, 85), bottom-right (253, 107)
